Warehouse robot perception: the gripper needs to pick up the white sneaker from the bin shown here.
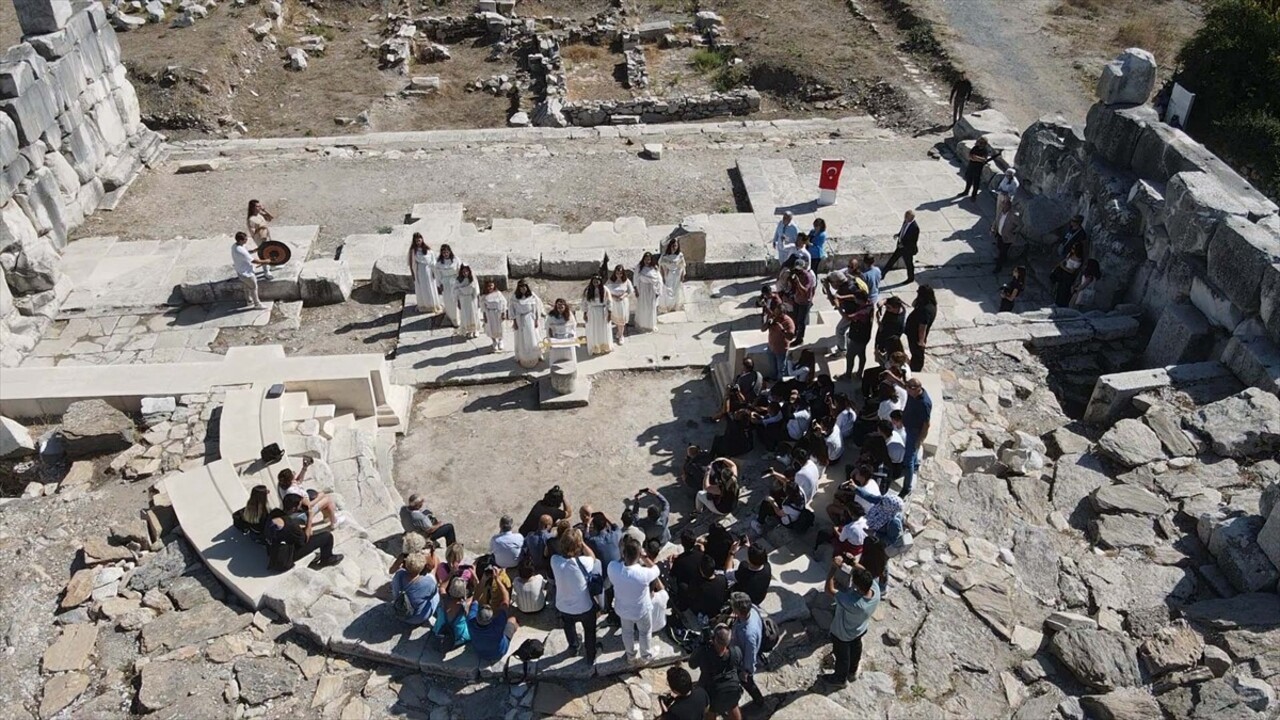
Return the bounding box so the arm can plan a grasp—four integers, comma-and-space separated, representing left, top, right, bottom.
334, 513, 348, 528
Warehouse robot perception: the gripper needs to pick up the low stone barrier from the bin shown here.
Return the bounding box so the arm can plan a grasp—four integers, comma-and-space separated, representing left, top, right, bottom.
564, 89, 761, 127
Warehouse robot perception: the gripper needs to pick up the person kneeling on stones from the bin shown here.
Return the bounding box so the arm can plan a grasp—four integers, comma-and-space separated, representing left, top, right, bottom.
265, 493, 343, 571
390, 547, 439, 626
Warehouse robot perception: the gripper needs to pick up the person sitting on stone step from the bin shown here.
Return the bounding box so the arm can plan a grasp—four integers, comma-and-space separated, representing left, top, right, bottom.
390, 549, 439, 626
399, 493, 456, 549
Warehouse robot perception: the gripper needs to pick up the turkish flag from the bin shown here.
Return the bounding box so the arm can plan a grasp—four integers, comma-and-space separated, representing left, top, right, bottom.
818, 160, 845, 191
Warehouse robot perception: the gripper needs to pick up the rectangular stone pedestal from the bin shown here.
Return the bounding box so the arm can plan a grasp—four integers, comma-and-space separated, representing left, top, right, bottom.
537, 374, 591, 409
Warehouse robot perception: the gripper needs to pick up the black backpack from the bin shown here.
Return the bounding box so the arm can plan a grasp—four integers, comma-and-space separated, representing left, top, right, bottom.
503, 638, 545, 684
263, 519, 295, 573
756, 606, 781, 655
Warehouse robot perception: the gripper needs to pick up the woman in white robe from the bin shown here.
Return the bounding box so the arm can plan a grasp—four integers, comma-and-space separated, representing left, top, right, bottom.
545, 298, 578, 366
582, 276, 613, 356
407, 233, 442, 314
657, 238, 687, 313
435, 244, 463, 327
454, 265, 482, 338
480, 280, 508, 351
634, 252, 663, 333
510, 280, 544, 368
605, 264, 633, 345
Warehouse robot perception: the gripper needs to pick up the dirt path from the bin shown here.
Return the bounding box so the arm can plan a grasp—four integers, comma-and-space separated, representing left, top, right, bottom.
913, 0, 1094, 130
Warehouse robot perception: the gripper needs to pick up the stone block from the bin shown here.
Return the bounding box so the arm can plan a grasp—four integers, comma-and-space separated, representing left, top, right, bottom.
1014, 118, 1087, 197
1143, 302, 1212, 367
1222, 327, 1280, 395
636, 21, 673, 40
0, 77, 59, 145
953, 108, 1019, 142
1190, 275, 1246, 332
1207, 216, 1280, 315
1132, 122, 1279, 217
1163, 171, 1253, 256
14, 166, 69, 246
1208, 515, 1279, 593
0, 59, 36, 101
1263, 261, 1280, 345
299, 259, 352, 306
369, 254, 412, 296
1096, 48, 1157, 106
1085, 103, 1158, 169
179, 266, 243, 305
15, 0, 74, 35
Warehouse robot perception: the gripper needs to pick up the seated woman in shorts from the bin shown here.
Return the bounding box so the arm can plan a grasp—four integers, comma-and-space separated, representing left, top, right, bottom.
276, 458, 344, 528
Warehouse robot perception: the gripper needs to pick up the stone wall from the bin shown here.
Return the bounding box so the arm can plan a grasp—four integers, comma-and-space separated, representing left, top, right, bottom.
1009, 49, 1280, 395
563, 89, 761, 127
0, 0, 160, 368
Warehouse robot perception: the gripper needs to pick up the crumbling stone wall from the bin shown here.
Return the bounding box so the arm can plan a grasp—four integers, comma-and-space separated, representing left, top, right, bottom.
564, 89, 762, 127
1011, 49, 1280, 395
1, 0, 161, 368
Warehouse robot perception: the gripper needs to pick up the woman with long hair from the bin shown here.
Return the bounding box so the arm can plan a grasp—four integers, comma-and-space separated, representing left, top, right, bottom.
233, 485, 272, 535
634, 251, 663, 332
510, 280, 544, 368
435, 244, 463, 327
905, 284, 937, 373
999, 266, 1026, 313
1071, 258, 1102, 309
657, 238, 686, 312
480, 279, 508, 352
246, 199, 274, 244
276, 460, 343, 528
582, 276, 613, 355
605, 264, 633, 345
454, 265, 482, 338
1051, 244, 1084, 308
407, 233, 443, 314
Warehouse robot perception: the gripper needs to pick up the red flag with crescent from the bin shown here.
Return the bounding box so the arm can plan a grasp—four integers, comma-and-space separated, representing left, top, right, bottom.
818, 160, 845, 191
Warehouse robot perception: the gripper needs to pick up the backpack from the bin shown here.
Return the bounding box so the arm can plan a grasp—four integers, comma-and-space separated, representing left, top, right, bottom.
392, 576, 419, 620
263, 519, 295, 573
503, 638, 545, 684
755, 606, 781, 656
575, 557, 605, 600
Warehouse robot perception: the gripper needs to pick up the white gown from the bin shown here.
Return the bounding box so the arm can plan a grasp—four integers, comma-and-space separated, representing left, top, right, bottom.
546, 313, 578, 366
455, 279, 481, 336
481, 291, 508, 347
606, 279, 633, 327
658, 252, 686, 312
411, 250, 442, 313
634, 266, 663, 332
436, 256, 462, 326
583, 295, 613, 355
511, 295, 543, 368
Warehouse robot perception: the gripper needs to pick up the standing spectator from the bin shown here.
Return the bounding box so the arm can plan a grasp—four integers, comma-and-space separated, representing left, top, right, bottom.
246, 199, 274, 244
659, 238, 688, 313
772, 212, 799, 264
408, 233, 442, 315
823, 258, 865, 357
992, 197, 1015, 273
764, 302, 796, 380
670, 530, 706, 611
481, 279, 508, 352
999, 266, 1026, 313
821, 559, 881, 687
875, 296, 908, 351
900, 379, 932, 498
232, 232, 266, 310
1058, 215, 1088, 260
583, 276, 614, 356
729, 592, 768, 708
550, 529, 599, 662
399, 494, 457, 548
787, 257, 817, 346
1051, 245, 1083, 308
842, 291, 874, 380
435, 245, 464, 328
490, 515, 525, 571
630, 488, 671, 546
905, 285, 937, 373
608, 535, 663, 664
949, 78, 973, 127
519, 487, 570, 535
586, 511, 624, 625
861, 254, 882, 307
808, 218, 829, 271
658, 666, 709, 720
962, 137, 994, 201
1071, 259, 1101, 309
883, 211, 920, 284
995, 168, 1019, 207
390, 551, 439, 626
728, 545, 772, 606
606, 265, 634, 346
690, 626, 743, 720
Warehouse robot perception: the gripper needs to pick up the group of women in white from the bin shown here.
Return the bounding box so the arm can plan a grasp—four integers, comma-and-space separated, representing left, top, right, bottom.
407, 233, 689, 369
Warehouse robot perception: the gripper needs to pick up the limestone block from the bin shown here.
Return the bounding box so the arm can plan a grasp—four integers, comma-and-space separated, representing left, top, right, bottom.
1263, 261, 1280, 345
1259, 505, 1280, 578
1187, 387, 1280, 459
0, 76, 59, 145
15, 0, 74, 35
46, 49, 89, 112
369, 255, 412, 296
179, 266, 243, 305
636, 20, 673, 40
1208, 515, 1279, 593
7, 233, 61, 294
14, 167, 69, 246
1222, 326, 1280, 395
953, 109, 1019, 142
64, 114, 103, 183
0, 59, 36, 101
0, 199, 38, 255
1132, 122, 1279, 217
1189, 275, 1246, 332
1163, 171, 1253, 256
1096, 49, 1156, 106
1207, 216, 1280, 315
111, 79, 142, 135
0, 114, 18, 169
0, 266, 11, 315
91, 99, 129, 153
1142, 302, 1212, 368
299, 259, 352, 306
1085, 103, 1158, 169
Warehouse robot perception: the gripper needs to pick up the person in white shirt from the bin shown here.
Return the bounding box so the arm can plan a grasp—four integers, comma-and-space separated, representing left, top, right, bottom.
832, 395, 858, 440
489, 515, 524, 570
231, 232, 266, 309
550, 529, 600, 662
793, 451, 821, 506
876, 382, 907, 421
772, 212, 798, 264
607, 535, 662, 663
816, 419, 844, 465
996, 168, 1019, 206
786, 403, 811, 442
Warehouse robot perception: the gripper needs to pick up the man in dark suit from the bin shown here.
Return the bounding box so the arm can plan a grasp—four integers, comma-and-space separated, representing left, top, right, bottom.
883, 211, 920, 284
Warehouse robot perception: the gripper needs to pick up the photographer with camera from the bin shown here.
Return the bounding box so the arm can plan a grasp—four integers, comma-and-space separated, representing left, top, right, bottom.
690, 625, 744, 719
763, 300, 796, 381
519, 486, 570, 535
628, 487, 671, 546
658, 666, 709, 720
550, 528, 600, 663
608, 535, 664, 664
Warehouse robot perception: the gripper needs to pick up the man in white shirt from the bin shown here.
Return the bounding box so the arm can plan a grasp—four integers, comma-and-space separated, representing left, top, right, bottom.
996, 168, 1019, 205
232, 232, 266, 310
607, 535, 662, 663
773, 212, 798, 264
790, 449, 821, 507
489, 515, 524, 570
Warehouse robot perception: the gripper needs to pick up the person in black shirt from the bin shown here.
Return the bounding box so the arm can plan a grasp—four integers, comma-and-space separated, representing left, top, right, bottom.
272, 494, 342, 569
686, 554, 730, 622
670, 530, 705, 612
703, 522, 735, 569
963, 137, 993, 200
659, 666, 709, 720
690, 626, 744, 719
999, 266, 1026, 313
518, 486, 569, 535
950, 77, 973, 127
905, 285, 937, 373
681, 445, 711, 493
729, 545, 772, 607
874, 296, 907, 350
